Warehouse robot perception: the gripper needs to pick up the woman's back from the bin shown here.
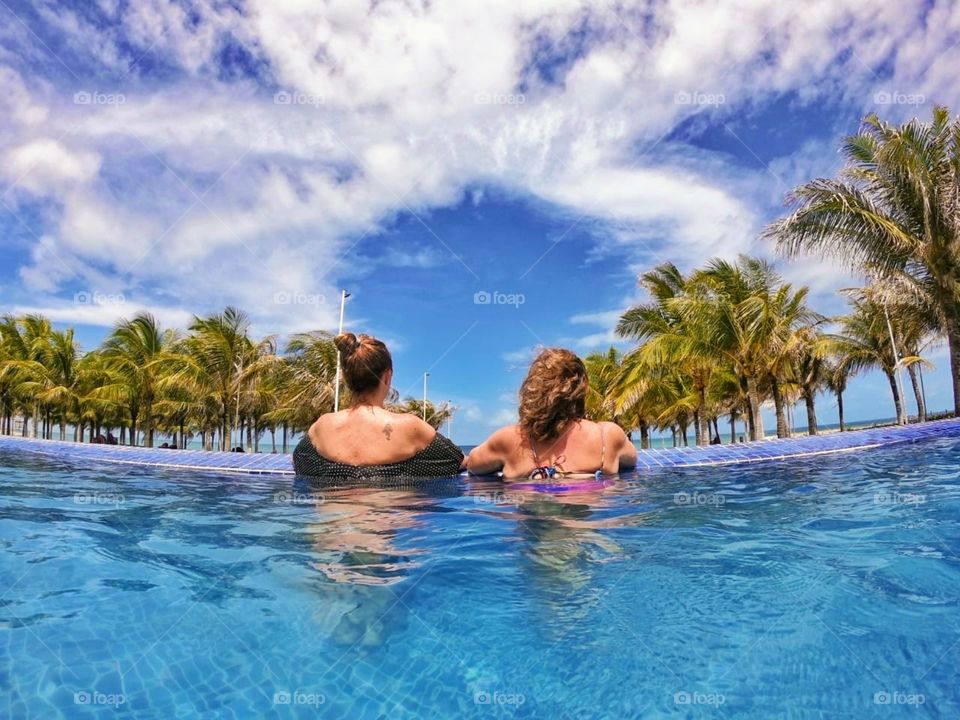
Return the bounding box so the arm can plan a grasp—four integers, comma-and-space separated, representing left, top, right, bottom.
470, 419, 633, 478
309, 407, 435, 465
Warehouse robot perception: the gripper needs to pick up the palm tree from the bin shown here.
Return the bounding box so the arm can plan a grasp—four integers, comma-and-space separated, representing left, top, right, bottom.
824, 358, 852, 432
754, 282, 822, 438
795, 331, 829, 435
169, 307, 276, 451
831, 295, 912, 425
389, 397, 455, 430
684, 256, 820, 439
98, 313, 178, 447
13, 328, 86, 440
617, 263, 717, 446
1, 314, 55, 437
273, 331, 337, 433
584, 347, 623, 424
765, 106, 960, 415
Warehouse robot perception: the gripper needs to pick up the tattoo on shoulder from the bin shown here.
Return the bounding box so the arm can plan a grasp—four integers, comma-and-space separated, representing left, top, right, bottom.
383, 422, 393, 440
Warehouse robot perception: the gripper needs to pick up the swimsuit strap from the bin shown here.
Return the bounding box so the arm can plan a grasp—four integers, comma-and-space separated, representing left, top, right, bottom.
528, 431, 541, 466
599, 423, 605, 469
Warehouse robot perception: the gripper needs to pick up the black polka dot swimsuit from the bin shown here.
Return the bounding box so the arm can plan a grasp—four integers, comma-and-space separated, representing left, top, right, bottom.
292, 433, 464, 480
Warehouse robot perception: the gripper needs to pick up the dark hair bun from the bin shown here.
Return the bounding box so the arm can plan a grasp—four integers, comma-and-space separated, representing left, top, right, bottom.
333, 332, 393, 396
334, 332, 360, 357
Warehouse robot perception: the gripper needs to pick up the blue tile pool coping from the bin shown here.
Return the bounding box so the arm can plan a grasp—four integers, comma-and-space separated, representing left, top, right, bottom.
1, 417, 959, 476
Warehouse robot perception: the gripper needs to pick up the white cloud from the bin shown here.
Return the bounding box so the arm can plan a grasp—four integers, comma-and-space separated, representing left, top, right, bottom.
3, 139, 100, 194
12, 299, 193, 331
2, 0, 960, 338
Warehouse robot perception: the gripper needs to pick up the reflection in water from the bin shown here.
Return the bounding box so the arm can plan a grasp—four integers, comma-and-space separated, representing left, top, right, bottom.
295, 476, 460, 648
468, 480, 644, 639
294, 474, 646, 647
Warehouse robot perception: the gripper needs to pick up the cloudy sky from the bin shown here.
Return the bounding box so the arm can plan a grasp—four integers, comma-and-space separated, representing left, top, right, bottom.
1, 0, 958, 443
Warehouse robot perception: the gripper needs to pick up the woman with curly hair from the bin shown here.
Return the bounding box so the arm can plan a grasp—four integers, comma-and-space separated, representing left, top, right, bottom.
467, 348, 637, 478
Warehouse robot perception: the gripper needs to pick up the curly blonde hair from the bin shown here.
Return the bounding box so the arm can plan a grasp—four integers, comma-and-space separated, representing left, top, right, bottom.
518, 348, 589, 443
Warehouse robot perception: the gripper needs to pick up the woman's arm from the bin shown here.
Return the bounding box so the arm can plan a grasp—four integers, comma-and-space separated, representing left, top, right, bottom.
603, 422, 637, 470
466, 426, 511, 475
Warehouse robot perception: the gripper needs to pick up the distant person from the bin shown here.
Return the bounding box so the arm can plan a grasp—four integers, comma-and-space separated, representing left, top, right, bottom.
467, 348, 637, 478
710, 435, 721, 445
293, 332, 463, 478
232, 446, 245, 453
159, 442, 170, 449
106, 431, 118, 445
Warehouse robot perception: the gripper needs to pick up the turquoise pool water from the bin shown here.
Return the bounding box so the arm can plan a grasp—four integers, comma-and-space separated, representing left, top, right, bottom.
1, 435, 959, 718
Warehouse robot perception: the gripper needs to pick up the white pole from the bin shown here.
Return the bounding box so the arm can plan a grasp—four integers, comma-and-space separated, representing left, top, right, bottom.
334, 289, 348, 412
422, 372, 429, 421
883, 303, 907, 425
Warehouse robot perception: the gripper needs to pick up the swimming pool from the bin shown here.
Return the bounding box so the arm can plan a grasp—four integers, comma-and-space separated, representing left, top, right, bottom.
1, 434, 959, 718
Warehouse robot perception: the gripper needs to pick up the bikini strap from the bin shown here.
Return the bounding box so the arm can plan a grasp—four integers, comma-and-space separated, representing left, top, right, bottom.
599, 423, 606, 468
528, 431, 541, 466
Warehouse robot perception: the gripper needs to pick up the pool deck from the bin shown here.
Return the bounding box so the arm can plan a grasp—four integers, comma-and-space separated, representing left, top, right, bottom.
1, 417, 959, 476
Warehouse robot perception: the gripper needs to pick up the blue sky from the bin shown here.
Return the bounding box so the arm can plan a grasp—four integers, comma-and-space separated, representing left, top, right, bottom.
1, 0, 958, 442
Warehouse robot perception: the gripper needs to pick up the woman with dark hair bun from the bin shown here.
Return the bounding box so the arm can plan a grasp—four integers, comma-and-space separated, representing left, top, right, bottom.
466, 348, 636, 478
293, 332, 464, 479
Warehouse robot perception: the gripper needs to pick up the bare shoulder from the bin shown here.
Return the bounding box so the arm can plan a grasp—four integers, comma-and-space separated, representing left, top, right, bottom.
598, 421, 629, 444
485, 424, 523, 451
307, 412, 341, 453
309, 413, 332, 438
388, 410, 437, 444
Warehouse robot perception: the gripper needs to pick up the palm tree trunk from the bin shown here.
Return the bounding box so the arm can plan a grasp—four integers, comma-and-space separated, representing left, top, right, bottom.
711, 417, 720, 441
886, 371, 906, 425
907, 364, 926, 422
680, 422, 689, 447
804, 392, 818, 435
639, 420, 650, 450
282, 422, 288, 454
144, 402, 154, 448
746, 376, 764, 441
696, 384, 709, 446
671, 426, 677, 448
771, 377, 789, 439
729, 411, 737, 444
941, 293, 960, 416
693, 410, 702, 446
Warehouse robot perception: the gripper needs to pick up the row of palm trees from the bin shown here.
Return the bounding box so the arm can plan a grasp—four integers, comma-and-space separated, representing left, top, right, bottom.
585, 105, 959, 447
584, 256, 932, 448
0, 308, 454, 450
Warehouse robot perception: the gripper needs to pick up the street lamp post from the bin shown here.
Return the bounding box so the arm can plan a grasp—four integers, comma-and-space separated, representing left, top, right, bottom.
333, 290, 350, 412
422, 372, 429, 421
